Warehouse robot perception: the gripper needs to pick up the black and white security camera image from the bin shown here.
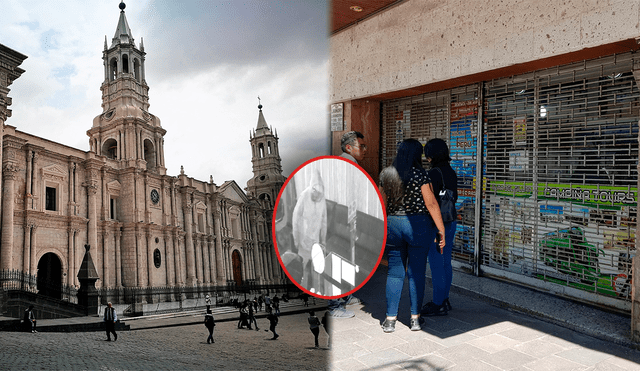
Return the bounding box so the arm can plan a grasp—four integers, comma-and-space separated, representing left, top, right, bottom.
274, 157, 385, 298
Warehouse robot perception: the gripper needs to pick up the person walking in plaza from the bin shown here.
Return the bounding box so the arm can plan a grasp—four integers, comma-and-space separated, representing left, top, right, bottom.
266, 306, 279, 339
422, 138, 458, 316
238, 302, 250, 329
204, 307, 215, 344
272, 296, 281, 316
308, 310, 322, 348
378, 138, 446, 333
103, 302, 118, 341
24, 305, 36, 333
248, 301, 259, 331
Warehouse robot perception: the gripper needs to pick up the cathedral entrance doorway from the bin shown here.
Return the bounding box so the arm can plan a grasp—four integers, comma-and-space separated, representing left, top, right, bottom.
232, 250, 243, 286
37, 253, 62, 300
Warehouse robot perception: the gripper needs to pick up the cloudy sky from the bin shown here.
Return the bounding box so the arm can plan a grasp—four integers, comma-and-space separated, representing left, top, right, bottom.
2, 0, 329, 188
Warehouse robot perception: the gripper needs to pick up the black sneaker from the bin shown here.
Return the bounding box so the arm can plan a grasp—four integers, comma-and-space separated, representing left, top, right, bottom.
421, 302, 448, 316
444, 298, 452, 311
381, 318, 396, 333
409, 317, 424, 331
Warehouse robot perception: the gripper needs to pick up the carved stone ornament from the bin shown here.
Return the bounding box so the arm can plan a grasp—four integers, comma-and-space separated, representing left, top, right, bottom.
42, 163, 67, 182
2, 163, 19, 179
102, 108, 116, 121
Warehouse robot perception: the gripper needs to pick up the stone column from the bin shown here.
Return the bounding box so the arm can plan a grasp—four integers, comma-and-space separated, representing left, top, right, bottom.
250, 218, 262, 283
183, 198, 197, 286
194, 236, 202, 284
1, 164, 18, 271
86, 183, 98, 260
172, 232, 182, 285
146, 229, 153, 287
67, 228, 75, 286
29, 225, 38, 282
23, 223, 31, 274
115, 229, 122, 287
121, 225, 137, 287
202, 236, 211, 284
103, 230, 111, 288
31, 152, 38, 210
213, 207, 225, 283
164, 231, 174, 286
136, 227, 147, 287
207, 237, 216, 285
25, 151, 32, 209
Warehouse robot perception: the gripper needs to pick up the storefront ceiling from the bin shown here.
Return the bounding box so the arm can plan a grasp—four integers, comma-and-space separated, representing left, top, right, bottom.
331, 0, 401, 34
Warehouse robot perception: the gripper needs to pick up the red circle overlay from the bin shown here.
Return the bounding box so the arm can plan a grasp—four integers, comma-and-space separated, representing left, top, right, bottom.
272, 155, 388, 299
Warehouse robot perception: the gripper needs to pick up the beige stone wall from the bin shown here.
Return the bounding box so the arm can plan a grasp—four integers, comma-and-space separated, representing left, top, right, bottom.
330, 0, 640, 102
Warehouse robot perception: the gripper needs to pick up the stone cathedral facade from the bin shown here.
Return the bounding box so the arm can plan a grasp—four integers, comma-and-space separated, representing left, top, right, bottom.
0, 3, 285, 297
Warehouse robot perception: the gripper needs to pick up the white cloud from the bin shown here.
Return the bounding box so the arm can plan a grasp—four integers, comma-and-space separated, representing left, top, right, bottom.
3, 0, 329, 191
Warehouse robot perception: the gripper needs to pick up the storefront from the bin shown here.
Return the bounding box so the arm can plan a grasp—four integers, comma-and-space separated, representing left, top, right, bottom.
379, 53, 639, 311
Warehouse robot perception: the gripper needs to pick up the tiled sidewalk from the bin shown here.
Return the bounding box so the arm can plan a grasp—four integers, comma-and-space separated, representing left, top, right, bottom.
331, 265, 640, 370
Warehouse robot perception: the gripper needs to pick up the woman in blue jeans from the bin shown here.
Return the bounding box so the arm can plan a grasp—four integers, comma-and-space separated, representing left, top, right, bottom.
422, 138, 458, 316
379, 139, 446, 333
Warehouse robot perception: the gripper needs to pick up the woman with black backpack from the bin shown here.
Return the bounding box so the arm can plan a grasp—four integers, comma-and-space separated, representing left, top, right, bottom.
422, 138, 458, 317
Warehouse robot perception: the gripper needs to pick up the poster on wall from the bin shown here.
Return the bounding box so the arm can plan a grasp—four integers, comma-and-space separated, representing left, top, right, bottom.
330, 103, 343, 132
509, 150, 529, 171
449, 100, 481, 258
513, 117, 527, 145
488, 180, 637, 299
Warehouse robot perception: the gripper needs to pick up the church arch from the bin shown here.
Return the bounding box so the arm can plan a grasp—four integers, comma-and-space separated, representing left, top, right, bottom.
231, 250, 243, 286
267, 141, 272, 155
109, 57, 118, 81
102, 138, 118, 160
258, 143, 264, 158
37, 252, 63, 300
122, 54, 129, 74
143, 138, 156, 169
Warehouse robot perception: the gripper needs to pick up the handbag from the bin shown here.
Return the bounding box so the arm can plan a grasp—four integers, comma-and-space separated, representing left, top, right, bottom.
433, 167, 456, 223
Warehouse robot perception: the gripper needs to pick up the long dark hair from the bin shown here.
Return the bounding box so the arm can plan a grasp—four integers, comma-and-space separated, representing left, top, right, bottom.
392, 138, 425, 184
424, 138, 451, 166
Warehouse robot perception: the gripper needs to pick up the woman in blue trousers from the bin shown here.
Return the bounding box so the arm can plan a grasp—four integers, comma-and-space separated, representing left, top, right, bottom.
379, 139, 446, 333
422, 138, 458, 316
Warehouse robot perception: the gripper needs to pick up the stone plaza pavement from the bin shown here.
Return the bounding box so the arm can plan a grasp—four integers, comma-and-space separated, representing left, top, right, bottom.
0, 299, 330, 370
331, 264, 640, 371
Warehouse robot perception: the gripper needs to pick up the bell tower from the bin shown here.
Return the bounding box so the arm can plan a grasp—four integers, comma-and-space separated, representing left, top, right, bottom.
87, 0, 166, 175
246, 99, 285, 209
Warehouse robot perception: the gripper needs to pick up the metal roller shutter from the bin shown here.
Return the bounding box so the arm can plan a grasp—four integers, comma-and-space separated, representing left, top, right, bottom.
381, 52, 639, 310
483, 53, 639, 309
381, 85, 481, 266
